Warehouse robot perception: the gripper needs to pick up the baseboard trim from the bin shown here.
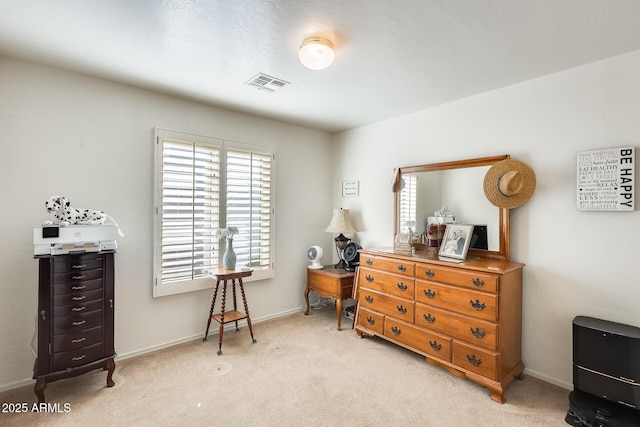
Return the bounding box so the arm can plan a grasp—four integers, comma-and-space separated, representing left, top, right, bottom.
523, 367, 572, 390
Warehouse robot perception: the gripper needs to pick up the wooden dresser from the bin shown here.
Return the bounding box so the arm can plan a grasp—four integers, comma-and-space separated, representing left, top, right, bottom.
354, 248, 524, 403
33, 251, 116, 403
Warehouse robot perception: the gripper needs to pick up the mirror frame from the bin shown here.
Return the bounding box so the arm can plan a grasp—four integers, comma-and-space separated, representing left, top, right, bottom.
394, 154, 511, 261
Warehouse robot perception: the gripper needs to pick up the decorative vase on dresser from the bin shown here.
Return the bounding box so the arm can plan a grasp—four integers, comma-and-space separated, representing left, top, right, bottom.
354, 248, 524, 403
33, 251, 116, 403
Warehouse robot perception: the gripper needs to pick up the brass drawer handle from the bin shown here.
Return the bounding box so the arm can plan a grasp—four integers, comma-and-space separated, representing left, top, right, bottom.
72, 306, 86, 312
425, 269, 435, 278
72, 275, 86, 280
72, 285, 86, 290
423, 289, 436, 298
396, 305, 407, 314
466, 354, 482, 366
72, 296, 86, 301
470, 299, 485, 311
472, 278, 485, 287
424, 313, 435, 323
72, 354, 86, 362
365, 295, 374, 303
397, 264, 406, 272
366, 259, 373, 265
365, 275, 374, 283
72, 320, 86, 326
429, 340, 441, 351
366, 316, 375, 325
72, 264, 87, 269
470, 327, 486, 339
72, 337, 86, 343
390, 326, 401, 335
396, 282, 407, 291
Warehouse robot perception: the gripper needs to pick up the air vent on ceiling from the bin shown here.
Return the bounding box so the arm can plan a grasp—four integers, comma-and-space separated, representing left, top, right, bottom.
245, 73, 290, 92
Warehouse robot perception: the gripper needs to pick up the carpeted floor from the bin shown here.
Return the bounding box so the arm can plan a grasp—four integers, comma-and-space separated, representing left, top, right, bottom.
0, 304, 570, 426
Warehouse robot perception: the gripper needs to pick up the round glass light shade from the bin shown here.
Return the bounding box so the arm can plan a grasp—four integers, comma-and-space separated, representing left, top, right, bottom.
298, 37, 335, 70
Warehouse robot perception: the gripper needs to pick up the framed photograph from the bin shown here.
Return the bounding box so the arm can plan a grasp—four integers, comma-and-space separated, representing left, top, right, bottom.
438, 224, 474, 262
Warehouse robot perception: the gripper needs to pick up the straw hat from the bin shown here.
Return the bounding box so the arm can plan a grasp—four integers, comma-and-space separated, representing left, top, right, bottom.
483, 159, 536, 209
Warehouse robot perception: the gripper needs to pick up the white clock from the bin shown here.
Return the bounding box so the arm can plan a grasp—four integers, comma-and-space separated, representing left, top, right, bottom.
307, 245, 324, 269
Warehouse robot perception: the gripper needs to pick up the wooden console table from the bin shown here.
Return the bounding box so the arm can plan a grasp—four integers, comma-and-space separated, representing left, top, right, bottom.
203, 268, 256, 355
304, 267, 355, 331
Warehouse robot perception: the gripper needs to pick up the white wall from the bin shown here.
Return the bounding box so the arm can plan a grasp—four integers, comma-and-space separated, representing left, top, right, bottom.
0, 55, 334, 391
332, 49, 640, 389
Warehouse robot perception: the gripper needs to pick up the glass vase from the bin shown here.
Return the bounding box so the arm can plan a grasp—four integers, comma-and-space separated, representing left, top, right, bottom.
223, 238, 236, 270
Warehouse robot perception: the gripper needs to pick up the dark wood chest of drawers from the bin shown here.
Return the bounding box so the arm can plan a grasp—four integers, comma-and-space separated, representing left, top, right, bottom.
33, 252, 116, 403
355, 249, 524, 403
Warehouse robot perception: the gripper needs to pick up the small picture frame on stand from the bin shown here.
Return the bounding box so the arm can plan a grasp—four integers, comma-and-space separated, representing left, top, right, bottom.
438, 224, 474, 263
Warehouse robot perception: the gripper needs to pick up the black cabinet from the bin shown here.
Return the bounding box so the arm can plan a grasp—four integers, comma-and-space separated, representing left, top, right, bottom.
33, 252, 116, 403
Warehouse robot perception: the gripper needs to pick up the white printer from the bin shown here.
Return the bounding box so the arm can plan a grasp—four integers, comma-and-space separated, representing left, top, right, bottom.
34, 224, 120, 256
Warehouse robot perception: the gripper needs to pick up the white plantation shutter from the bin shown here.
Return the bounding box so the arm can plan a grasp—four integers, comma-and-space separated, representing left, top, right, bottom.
399, 174, 417, 233
154, 129, 274, 297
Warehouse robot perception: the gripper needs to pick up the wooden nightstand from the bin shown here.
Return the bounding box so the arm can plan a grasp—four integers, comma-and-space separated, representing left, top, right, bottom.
304, 267, 355, 331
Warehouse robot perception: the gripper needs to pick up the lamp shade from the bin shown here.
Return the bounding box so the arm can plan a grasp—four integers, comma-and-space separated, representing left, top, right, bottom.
299, 37, 335, 70
324, 208, 357, 234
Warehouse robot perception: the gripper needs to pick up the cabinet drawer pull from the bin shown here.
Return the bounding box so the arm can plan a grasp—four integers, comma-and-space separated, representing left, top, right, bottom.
365, 295, 374, 304
423, 289, 436, 298
72, 264, 87, 269
396, 282, 407, 291
72, 296, 86, 301
396, 305, 407, 314
390, 326, 401, 335
72, 320, 86, 326
425, 269, 435, 278
471, 278, 484, 287
72, 306, 86, 312
71, 337, 86, 343
72, 354, 86, 361
72, 285, 86, 290
466, 354, 482, 366
365, 275, 374, 283
397, 264, 406, 272
72, 275, 86, 280
423, 313, 436, 323
469, 299, 485, 311
470, 327, 486, 339
366, 316, 376, 325
366, 259, 373, 265
429, 340, 441, 351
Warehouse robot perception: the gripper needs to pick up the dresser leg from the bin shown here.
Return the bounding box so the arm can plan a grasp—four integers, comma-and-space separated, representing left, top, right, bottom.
34, 378, 46, 404
106, 358, 116, 387
336, 298, 343, 331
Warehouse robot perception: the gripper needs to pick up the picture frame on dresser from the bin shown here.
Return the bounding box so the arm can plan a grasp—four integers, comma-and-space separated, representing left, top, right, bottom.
439, 224, 474, 261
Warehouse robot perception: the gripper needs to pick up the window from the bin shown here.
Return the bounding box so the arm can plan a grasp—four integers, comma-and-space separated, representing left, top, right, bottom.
398, 174, 417, 233
154, 128, 274, 297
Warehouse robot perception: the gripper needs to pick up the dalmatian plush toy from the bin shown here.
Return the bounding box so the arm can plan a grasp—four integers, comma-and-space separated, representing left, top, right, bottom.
44, 195, 108, 226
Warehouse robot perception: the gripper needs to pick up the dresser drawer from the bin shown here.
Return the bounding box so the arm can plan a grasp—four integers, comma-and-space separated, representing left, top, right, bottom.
52, 326, 103, 352
53, 268, 103, 285
358, 267, 415, 299
53, 287, 103, 306
53, 309, 103, 334
415, 264, 498, 293
360, 255, 415, 277
356, 307, 384, 334
52, 342, 104, 371
359, 289, 414, 323
415, 304, 497, 350
385, 318, 451, 362
53, 299, 104, 317
53, 277, 103, 296
415, 280, 498, 322
453, 342, 498, 381
53, 254, 103, 272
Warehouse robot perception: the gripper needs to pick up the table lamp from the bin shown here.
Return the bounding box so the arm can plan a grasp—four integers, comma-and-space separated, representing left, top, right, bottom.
324, 208, 357, 268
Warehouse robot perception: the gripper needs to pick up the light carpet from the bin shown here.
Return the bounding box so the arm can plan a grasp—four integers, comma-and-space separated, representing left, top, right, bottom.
0, 304, 570, 426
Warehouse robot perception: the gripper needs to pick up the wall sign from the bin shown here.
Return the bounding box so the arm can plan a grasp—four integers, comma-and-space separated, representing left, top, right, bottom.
342, 180, 359, 197
577, 146, 634, 211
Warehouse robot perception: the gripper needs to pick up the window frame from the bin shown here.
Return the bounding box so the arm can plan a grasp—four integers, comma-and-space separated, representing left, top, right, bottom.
153, 128, 275, 297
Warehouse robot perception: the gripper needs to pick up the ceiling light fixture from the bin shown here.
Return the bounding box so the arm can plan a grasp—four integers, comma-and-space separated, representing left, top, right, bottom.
298, 37, 335, 70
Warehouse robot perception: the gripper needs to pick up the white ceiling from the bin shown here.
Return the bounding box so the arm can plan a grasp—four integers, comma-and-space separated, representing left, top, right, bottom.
2, 0, 640, 133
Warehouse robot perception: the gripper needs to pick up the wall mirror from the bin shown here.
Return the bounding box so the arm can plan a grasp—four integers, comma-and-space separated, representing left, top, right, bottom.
394, 155, 511, 261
